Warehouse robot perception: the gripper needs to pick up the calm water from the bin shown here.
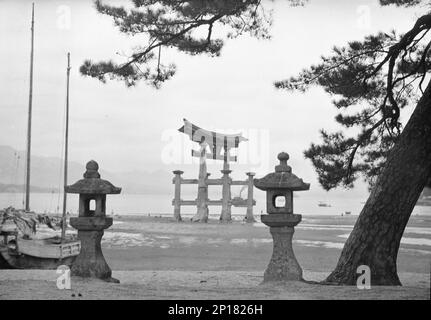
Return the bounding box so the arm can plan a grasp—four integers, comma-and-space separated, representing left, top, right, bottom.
1, 192, 430, 217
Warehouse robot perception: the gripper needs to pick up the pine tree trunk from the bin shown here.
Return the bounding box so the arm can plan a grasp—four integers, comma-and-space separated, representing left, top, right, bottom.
325, 79, 431, 286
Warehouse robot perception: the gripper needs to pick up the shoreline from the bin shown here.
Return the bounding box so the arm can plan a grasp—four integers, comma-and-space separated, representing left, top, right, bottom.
1, 214, 430, 299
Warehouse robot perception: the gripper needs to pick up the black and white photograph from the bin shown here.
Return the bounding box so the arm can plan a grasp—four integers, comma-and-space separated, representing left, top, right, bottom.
0, 0, 430, 305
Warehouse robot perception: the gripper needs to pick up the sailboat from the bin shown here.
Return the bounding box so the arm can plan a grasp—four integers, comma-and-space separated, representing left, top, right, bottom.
0, 4, 80, 269
318, 201, 332, 207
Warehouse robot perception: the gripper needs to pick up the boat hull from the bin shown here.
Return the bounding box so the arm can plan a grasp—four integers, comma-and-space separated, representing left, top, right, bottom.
18, 238, 81, 259
0, 235, 80, 270
0, 245, 77, 269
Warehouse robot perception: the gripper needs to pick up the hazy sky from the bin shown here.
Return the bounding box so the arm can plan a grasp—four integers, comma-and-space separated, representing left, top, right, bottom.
0, 0, 423, 195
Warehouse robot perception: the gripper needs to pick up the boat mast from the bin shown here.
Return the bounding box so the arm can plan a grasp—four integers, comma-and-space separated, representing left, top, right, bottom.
61, 52, 71, 241
25, 3, 35, 212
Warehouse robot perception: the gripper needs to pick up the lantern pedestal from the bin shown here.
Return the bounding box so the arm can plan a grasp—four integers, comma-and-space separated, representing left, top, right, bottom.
262, 214, 302, 281
70, 217, 118, 283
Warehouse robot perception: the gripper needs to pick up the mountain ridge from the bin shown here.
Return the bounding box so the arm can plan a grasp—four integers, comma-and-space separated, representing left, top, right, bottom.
1, 145, 429, 200
0, 145, 172, 194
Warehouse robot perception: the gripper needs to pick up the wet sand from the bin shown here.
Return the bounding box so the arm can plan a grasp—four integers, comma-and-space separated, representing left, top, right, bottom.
102, 215, 431, 275
0, 214, 430, 299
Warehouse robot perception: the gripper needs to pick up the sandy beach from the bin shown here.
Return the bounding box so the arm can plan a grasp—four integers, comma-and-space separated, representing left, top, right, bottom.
0, 214, 430, 299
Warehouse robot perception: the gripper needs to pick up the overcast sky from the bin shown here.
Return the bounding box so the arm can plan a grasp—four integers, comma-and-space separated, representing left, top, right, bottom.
0, 0, 423, 196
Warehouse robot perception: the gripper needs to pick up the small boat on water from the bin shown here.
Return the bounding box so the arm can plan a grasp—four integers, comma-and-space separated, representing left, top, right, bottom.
318, 201, 332, 207
0, 4, 80, 269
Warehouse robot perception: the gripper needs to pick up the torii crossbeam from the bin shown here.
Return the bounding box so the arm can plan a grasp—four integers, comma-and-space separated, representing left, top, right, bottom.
178, 118, 247, 168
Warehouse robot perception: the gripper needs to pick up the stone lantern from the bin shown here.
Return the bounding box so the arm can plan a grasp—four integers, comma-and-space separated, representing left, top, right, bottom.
66, 160, 121, 283
254, 152, 310, 282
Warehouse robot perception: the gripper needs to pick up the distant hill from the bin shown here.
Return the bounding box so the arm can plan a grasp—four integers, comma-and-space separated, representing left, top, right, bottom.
4, 145, 424, 200
0, 183, 54, 193
0, 145, 172, 194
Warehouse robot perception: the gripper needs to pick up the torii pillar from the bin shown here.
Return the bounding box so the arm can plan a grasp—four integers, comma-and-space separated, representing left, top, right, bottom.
192, 142, 209, 223
220, 149, 233, 222
172, 170, 184, 221
245, 172, 256, 223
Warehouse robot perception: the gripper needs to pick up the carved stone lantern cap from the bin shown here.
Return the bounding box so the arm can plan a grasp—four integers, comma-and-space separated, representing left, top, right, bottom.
254, 152, 310, 191
65, 160, 122, 194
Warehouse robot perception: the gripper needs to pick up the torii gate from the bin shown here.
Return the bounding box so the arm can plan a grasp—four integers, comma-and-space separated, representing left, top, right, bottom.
173, 119, 255, 222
